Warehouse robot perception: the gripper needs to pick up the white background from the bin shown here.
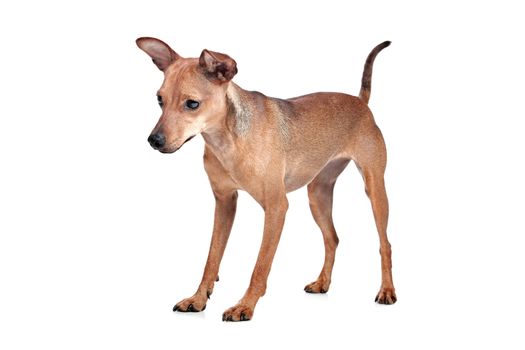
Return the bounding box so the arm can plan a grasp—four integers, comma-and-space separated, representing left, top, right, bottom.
1, 0, 524, 348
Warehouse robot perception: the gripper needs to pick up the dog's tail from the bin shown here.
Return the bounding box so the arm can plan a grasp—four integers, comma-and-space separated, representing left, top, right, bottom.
359, 41, 391, 104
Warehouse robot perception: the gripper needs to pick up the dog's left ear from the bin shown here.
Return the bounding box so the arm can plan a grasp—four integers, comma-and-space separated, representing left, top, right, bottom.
199, 49, 238, 82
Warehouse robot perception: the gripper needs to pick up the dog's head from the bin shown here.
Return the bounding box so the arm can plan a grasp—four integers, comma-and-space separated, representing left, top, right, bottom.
136, 37, 237, 153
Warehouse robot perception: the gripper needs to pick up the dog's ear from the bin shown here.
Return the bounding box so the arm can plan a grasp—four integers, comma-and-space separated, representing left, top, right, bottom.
136, 37, 180, 71
199, 49, 238, 82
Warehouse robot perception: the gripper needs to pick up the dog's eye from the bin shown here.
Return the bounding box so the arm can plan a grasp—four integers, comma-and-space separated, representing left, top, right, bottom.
157, 95, 163, 108
185, 100, 200, 110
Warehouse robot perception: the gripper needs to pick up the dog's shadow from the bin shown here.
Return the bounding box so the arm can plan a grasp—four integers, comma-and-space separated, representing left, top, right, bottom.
173, 310, 206, 320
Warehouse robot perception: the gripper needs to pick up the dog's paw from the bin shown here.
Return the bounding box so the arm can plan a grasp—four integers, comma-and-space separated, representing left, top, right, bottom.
304, 279, 330, 294
375, 287, 397, 305
173, 294, 207, 312
222, 303, 254, 322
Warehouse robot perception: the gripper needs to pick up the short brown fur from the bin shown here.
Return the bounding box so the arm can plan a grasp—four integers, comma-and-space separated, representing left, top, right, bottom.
137, 37, 396, 321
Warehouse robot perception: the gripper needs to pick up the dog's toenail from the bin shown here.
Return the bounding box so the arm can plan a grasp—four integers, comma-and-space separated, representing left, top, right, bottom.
188, 304, 195, 312
173, 305, 179, 312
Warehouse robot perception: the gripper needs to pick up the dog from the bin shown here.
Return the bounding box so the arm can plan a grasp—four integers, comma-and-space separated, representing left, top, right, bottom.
136, 37, 396, 321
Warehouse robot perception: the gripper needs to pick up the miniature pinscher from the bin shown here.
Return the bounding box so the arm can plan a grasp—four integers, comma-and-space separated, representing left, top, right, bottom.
137, 37, 396, 321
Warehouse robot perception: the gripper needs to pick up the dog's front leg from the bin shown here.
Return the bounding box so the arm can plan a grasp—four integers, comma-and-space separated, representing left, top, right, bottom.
173, 189, 238, 312
222, 192, 288, 321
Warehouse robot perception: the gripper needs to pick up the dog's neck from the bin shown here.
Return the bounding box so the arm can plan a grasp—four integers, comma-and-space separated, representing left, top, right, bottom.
201, 83, 255, 156
226, 83, 254, 136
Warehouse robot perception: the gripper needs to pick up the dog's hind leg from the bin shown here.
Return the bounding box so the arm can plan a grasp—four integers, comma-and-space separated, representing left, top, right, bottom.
353, 128, 397, 304
304, 158, 350, 293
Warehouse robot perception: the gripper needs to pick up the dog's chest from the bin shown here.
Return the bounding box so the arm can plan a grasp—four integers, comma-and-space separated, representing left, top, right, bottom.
225, 153, 270, 189
204, 144, 276, 200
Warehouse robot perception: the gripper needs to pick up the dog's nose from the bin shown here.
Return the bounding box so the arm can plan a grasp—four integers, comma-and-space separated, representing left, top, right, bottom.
148, 133, 166, 150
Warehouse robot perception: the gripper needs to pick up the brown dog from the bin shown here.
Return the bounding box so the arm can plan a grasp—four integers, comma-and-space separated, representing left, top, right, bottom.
137, 37, 396, 321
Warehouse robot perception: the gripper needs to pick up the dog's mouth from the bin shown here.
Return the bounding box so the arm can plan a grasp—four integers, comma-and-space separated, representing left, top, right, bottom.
159, 135, 196, 154
182, 135, 196, 145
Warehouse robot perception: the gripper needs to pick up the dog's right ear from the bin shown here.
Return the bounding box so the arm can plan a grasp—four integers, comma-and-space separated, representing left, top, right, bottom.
136, 37, 180, 71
